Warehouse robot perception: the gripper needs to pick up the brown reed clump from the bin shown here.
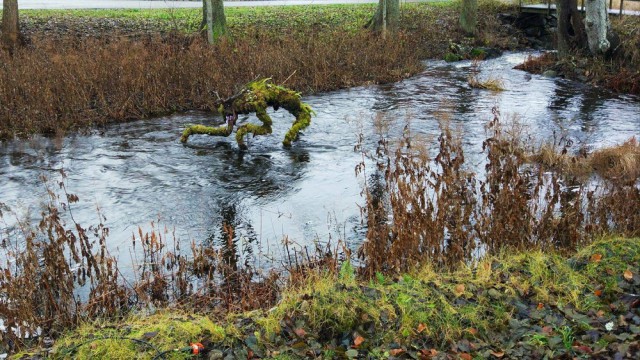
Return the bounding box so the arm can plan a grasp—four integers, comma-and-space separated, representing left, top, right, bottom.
357, 108, 640, 276
513, 52, 557, 74
0, 173, 284, 352
0, 30, 423, 140
528, 136, 640, 184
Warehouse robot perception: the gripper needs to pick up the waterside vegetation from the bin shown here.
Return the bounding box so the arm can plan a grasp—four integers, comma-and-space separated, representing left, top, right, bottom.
1, 2, 640, 359
18, 237, 640, 359
0, 2, 520, 140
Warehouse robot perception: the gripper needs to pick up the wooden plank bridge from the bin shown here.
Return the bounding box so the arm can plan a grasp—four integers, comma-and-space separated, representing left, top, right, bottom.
520, 0, 640, 16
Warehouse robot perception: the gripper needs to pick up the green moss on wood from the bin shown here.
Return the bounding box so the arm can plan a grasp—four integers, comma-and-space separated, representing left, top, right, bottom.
180, 78, 315, 149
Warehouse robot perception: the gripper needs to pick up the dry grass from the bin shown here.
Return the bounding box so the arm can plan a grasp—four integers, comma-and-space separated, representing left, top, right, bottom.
0, 2, 522, 139
0, 31, 423, 140
357, 109, 640, 275
468, 75, 505, 91
528, 137, 640, 183
610, 0, 640, 11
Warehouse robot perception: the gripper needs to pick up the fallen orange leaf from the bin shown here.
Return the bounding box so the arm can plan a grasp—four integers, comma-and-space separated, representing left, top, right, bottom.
459, 353, 472, 360
490, 350, 505, 358
466, 328, 478, 336
624, 269, 634, 281
294, 328, 307, 338
420, 348, 438, 358
417, 323, 427, 333
354, 335, 365, 347
590, 253, 603, 262
390, 348, 405, 356
594, 289, 603, 297
454, 284, 465, 296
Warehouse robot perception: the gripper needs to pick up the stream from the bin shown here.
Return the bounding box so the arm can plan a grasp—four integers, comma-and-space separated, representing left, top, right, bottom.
1, 52, 639, 272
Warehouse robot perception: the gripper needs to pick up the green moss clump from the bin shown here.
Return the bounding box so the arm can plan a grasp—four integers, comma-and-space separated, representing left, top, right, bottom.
180, 123, 234, 143
51, 312, 224, 360
444, 53, 462, 62
180, 78, 314, 149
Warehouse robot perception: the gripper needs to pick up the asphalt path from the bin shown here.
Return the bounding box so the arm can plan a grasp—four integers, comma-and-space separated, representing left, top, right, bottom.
10, 0, 429, 10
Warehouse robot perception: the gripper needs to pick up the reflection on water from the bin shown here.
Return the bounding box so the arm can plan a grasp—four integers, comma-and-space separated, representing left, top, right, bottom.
1, 52, 639, 268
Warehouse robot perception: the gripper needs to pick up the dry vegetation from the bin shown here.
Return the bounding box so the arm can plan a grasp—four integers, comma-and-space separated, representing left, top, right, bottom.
357, 109, 640, 275
529, 137, 640, 183
516, 14, 640, 94
1, 110, 639, 355
0, 2, 520, 140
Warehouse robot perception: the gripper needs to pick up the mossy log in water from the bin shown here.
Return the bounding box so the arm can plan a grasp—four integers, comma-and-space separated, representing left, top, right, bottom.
180, 78, 314, 149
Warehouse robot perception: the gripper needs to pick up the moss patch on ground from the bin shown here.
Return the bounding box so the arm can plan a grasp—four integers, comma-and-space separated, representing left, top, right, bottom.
32, 237, 639, 359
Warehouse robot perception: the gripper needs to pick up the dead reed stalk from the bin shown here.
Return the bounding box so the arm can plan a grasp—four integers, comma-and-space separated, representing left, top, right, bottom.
357, 109, 640, 275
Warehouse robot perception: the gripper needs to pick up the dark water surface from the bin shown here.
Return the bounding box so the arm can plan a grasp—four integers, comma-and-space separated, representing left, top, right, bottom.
1, 53, 639, 270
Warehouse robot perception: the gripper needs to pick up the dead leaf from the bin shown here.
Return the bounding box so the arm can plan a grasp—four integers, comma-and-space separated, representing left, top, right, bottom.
415, 323, 427, 333
390, 348, 405, 356
490, 350, 505, 358
354, 335, 365, 347
573, 345, 593, 354
590, 253, 603, 262
454, 284, 465, 296
466, 328, 478, 336
420, 349, 438, 358
294, 328, 307, 338
542, 326, 553, 335
459, 353, 472, 360
595, 289, 603, 297
596, 310, 605, 317
624, 269, 633, 281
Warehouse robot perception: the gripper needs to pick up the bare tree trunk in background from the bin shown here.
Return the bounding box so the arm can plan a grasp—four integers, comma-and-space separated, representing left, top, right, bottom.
556, 0, 587, 58
203, 0, 226, 44
584, 0, 610, 54
366, 0, 400, 32
2, 0, 20, 53
460, 0, 478, 36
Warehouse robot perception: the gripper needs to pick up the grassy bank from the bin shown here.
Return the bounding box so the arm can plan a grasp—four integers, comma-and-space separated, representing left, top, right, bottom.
20, 237, 638, 359
0, 1, 520, 140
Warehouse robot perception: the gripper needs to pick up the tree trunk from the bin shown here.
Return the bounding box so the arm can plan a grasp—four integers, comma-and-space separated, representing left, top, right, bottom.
584, 0, 610, 54
2, 0, 20, 52
203, 0, 226, 44
366, 0, 400, 32
460, 0, 478, 36
556, 0, 587, 58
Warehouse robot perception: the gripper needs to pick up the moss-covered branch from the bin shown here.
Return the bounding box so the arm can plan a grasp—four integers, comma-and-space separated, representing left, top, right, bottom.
180, 78, 315, 148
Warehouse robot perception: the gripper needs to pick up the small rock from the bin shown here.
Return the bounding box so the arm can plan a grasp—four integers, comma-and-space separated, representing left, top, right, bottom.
208, 349, 224, 360
345, 349, 358, 358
